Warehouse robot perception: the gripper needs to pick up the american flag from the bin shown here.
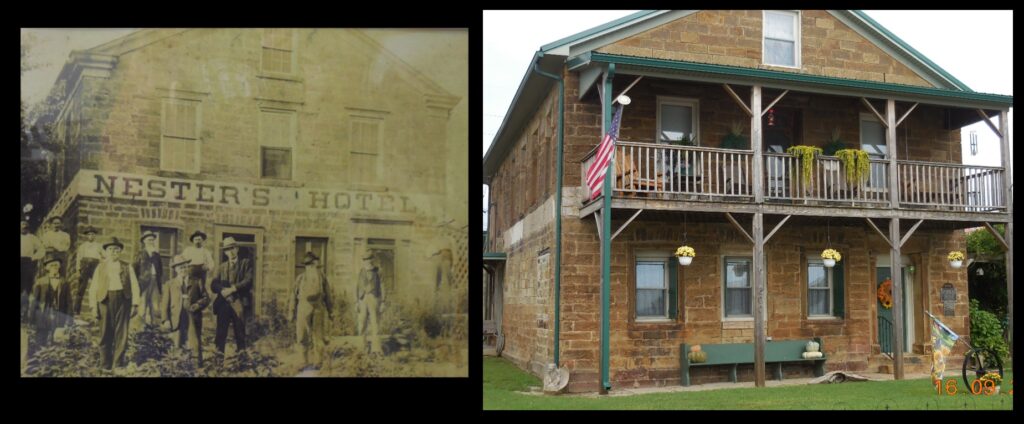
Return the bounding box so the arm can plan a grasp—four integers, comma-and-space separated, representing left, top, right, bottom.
585, 103, 624, 200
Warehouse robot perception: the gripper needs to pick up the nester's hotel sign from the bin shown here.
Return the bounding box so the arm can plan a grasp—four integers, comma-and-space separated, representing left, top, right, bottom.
71, 170, 426, 215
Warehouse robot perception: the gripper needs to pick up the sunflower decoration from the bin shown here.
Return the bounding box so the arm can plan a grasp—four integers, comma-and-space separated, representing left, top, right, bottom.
877, 278, 893, 309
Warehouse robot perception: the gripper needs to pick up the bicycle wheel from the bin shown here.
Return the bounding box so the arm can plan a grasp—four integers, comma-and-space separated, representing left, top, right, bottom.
962, 348, 1004, 391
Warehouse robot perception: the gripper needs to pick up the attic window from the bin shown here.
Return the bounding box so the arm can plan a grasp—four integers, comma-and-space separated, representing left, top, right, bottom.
763, 10, 800, 68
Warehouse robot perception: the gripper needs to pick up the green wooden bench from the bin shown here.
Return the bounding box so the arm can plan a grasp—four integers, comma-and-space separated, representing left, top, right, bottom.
680, 338, 825, 386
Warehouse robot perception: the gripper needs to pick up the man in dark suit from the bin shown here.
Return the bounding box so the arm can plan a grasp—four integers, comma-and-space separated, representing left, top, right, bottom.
210, 237, 253, 355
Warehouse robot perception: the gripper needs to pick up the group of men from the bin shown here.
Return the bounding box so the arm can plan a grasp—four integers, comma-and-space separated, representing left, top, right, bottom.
22, 215, 387, 372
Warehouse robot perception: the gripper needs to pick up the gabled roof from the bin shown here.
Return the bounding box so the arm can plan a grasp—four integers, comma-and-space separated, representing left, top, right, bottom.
482, 10, 1014, 179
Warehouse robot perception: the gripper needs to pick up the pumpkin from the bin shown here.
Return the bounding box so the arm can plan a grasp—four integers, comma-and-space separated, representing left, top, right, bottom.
688, 351, 707, 363
805, 340, 820, 353
690, 344, 702, 353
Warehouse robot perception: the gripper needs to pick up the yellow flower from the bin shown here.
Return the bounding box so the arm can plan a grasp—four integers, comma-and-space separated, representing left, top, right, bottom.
821, 249, 842, 261
675, 246, 695, 257
947, 251, 965, 261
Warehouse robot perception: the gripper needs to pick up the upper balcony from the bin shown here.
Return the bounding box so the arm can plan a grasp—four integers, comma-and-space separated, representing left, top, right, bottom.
581, 141, 1008, 220
569, 70, 1011, 223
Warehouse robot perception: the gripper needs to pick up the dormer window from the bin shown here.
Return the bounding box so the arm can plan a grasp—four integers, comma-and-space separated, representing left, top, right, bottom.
763, 10, 800, 68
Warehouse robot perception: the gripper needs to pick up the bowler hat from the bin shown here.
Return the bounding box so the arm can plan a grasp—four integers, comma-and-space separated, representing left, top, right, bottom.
303, 251, 319, 265
42, 255, 62, 266
171, 255, 191, 268
221, 237, 238, 250
102, 237, 124, 250
362, 251, 374, 260
47, 216, 62, 223
140, 231, 157, 242
82, 225, 98, 235
190, 230, 207, 242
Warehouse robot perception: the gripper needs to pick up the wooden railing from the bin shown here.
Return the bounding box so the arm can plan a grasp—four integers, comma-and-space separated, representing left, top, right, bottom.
612, 141, 753, 197
762, 153, 890, 204
897, 161, 1006, 211
578, 142, 1007, 213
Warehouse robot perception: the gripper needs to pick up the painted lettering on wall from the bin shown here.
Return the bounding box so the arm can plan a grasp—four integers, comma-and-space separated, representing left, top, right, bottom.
81, 170, 430, 215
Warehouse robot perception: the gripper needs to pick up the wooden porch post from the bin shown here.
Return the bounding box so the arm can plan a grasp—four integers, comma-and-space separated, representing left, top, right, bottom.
889, 216, 905, 380
886, 99, 905, 379
752, 212, 766, 387
999, 109, 1013, 363
752, 86, 763, 203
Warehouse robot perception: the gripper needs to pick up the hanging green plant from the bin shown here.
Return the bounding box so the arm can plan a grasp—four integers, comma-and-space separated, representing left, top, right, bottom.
786, 145, 822, 186
834, 148, 871, 184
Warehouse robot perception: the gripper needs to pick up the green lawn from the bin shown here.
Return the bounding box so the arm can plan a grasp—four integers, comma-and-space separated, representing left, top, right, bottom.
484, 357, 1014, 410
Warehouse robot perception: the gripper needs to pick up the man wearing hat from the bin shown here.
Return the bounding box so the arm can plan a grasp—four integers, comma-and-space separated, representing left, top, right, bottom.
39, 216, 71, 279
21, 219, 45, 318
210, 237, 254, 355
28, 255, 71, 346
161, 255, 210, 366
73, 226, 103, 315
356, 248, 383, 355
289, 251, 334, 368
182, 230, 215, 286
88, 237, 140, 370
134, 231, 164, 326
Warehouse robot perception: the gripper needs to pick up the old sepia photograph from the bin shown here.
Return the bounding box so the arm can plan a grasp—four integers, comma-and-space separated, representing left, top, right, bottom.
20, 28, 468, 377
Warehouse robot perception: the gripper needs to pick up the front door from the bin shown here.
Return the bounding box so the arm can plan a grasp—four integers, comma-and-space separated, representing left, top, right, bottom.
877, 266, 912, 354
763, 107, 800, 198
215, 226, 263, 319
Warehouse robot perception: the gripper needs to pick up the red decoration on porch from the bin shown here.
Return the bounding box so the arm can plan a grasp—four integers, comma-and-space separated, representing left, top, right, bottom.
877, 278, 893, 309
767, 108, 775, 127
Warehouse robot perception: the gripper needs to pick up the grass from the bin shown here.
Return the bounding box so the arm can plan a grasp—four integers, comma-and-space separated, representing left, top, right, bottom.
483, 357, 1015, 410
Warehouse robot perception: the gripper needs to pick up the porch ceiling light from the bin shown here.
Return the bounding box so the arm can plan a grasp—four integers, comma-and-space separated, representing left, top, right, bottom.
616, 94, 631, 105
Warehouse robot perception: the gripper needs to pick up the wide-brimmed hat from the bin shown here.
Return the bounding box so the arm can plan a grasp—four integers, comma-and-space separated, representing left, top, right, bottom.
362, 251, 375, 260
221, 237, 238, 250
302, 251, 320, 265
102, 237, 124, 250
47, 216, 62, 223
171, 255, 191, 268
189, 230, 207, 242
140, 231, 157, 242
81, 225, 98, 235
42, 255, 62, 266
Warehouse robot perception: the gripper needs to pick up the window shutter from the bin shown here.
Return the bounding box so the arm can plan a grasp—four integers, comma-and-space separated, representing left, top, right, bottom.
832, 260, 844, 318
668, 258, 679, 320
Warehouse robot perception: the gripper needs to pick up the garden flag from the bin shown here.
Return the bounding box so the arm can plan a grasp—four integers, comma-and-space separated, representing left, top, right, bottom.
585, 103, 624, 200
926, 311, 959, 382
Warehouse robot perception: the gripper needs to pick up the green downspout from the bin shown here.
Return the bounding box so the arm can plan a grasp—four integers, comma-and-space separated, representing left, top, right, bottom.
600, 63, 614, 393
531, 53, 564, 366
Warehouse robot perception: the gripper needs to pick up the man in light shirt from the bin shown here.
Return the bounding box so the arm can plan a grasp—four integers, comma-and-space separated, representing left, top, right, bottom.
40, 217, 71, 279
73, 226, 103, 316
21, 219, 45, 316
182, 230, 215, 285
88, 237, 140, 370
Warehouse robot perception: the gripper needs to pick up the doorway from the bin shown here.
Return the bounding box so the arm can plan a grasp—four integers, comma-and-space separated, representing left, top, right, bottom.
877, 256, 916, 355
763, 106, 802, 198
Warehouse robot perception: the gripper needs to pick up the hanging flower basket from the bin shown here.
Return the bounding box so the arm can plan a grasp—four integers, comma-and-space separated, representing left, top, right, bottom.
821, 249, 842, 268
877, 278, 893, 309
948, 251, 965, 269
675, 245, 695, 266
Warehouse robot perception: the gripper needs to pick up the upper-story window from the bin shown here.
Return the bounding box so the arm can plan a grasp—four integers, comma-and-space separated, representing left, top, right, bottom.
262, 28, 295, 74
260, 109, 296, 180
657, 96, 700, 146
350, 118, 382, 186
763, 10, 801, 68
160, 98, 201, 173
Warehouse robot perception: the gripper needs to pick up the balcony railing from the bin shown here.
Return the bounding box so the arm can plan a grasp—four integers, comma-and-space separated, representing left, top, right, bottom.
897, 160, 1006, 212
580, 141, 1007, 213
763, 153, 890, 205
